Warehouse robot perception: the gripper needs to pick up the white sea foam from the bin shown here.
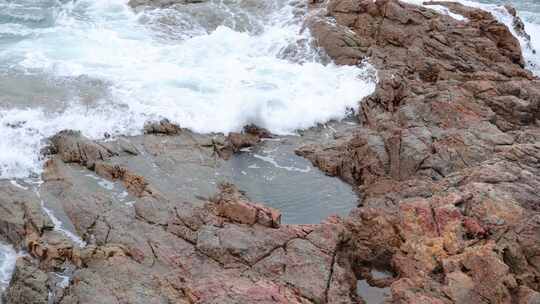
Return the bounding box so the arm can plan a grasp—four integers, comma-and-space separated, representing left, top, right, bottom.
401, 0, 468, 21
0, 104, 142, 179
0, 0, 376, 179
523, 22, 540, 73
54, 272, 70, 288
0, 243, 18, 292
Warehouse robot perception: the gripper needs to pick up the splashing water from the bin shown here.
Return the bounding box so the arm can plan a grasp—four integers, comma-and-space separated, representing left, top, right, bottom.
0, 0, 376, 179
0, 243, 17, 292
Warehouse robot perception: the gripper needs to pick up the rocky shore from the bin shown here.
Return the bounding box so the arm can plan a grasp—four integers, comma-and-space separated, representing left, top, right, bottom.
1, 0, 540, 303
302, 0, 540, 302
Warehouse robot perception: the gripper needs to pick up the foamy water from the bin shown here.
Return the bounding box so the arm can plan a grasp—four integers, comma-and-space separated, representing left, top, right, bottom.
0, 243, 17, 292
0, 0, 376, 179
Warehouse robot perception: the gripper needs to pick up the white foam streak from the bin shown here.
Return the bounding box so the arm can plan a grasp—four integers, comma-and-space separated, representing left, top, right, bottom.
40, 201, 87, 248
33, 185, 86, 248
522, 23, 540, 74
253, 153, 311, 173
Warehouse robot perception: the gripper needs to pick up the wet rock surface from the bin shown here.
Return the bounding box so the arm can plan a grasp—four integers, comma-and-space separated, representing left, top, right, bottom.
143, 119, 183, 135
1, 127, 360, 304
2, 0, 540, 303
4, 257, 49, 304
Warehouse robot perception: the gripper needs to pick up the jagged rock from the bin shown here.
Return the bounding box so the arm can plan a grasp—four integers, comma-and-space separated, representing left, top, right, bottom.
505, 4, 533, 45
516, 286, 540, 304
143, 119, 182, 135
226, 132, 259, 151
218, 125, 273, 159
304, 0, 537, 186
213, 183, 281, 228
0, 183, 53, 249
19, 132, 358, 303
243, 124, 273, 139
49, 130, 115, 169
94, 161, 161, 198
27, 230, 82, 271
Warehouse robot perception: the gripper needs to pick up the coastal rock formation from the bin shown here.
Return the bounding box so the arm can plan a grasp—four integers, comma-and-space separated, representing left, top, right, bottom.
301, 0, 540, 303
49, 130, 116, 170
3, 130, 359, 304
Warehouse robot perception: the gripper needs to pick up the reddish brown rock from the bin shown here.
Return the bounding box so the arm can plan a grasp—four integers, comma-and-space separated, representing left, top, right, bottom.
218, 125, 273, 159
213, 183, 281, 228
298, 0, 540, 303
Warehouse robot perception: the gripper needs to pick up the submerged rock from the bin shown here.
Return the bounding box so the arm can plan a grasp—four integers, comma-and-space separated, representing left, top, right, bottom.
218, 124, 273, 159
